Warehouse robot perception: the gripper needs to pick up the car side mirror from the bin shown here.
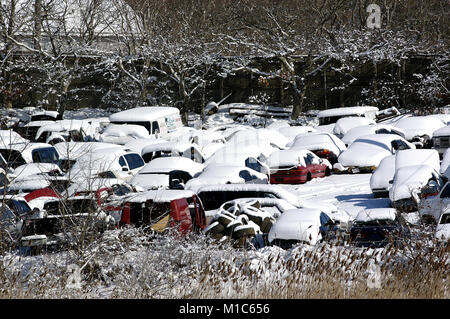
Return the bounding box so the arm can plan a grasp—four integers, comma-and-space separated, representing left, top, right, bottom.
122, 166, 129, 172
389, 179, 394, 184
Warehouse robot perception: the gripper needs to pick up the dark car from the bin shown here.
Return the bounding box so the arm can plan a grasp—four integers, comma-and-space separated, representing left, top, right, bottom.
20, 196, 110, 253
349, 209, 410, 248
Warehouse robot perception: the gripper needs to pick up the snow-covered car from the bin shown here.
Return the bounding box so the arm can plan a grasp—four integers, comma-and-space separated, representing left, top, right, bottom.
140, 141, 205, 163
1, 202, 25, 245
370, 155, 396, 198
341, 124, 406, 146
14, 120, 55, 141
188, 184, 303, 214
0, 129, 28, 145
205, 145, 271, 177
20, 195, 114, 251
332, 116, 375, 138
123, 138, 167, 155
184, 164, 268, 190
99, 124, 152, 145
334, 134, 415, 174
431, 125, 450, 158
129, 157, 204, 190
67, 147, 145, 184
349, 208, 410, 248
317, 106, 379, 126
276, 125, 317, 142
434, 209, 450, 243
389, 165, 445, 212
419, 181, 450, 224
389, 149, 443, 211
287, 132, 346, 164
227, 128, 290, 150
393, 116, 446, 148
54, 141, 122, 172
0, 142, 60, 169
34, 120, 92, 145
268, 208, 338, 248
267, 149, 331, 184
118, 189, 207, 234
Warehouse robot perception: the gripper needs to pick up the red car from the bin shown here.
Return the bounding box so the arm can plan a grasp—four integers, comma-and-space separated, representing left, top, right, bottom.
119, 190, 207, 235
268, 149, 331, 184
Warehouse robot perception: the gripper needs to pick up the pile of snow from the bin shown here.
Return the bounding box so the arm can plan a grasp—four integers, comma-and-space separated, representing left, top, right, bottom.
100, 124, 151, 145
395, 149, 440, 172
370, 155, 396, 192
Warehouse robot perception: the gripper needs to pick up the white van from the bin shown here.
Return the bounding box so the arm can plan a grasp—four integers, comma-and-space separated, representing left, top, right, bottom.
108, 107, 183, 139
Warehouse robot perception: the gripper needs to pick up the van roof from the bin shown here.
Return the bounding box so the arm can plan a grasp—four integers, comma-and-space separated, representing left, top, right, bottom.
109, 107, 180, 122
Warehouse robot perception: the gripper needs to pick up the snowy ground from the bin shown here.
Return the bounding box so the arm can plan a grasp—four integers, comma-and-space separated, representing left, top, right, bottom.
291, 174, 390, 217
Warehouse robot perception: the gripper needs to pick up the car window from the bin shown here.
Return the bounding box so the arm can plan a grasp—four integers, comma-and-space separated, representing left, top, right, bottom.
7, 199, 31, 216
239, 170, 253, 182
0, 206, 16, 221
32, 147, 59, 164
119, 156, 127, 168
0, 172, 7, 188
0, 149, 26, 168
152, 121, 160, 134
245, 157, 262, 172
304, 154, 313, 165
97, 171, 116, 178
124, 153, 145, 170
440, 183, 450, 198
440, 214, 450, 224
320, 212, 331, 225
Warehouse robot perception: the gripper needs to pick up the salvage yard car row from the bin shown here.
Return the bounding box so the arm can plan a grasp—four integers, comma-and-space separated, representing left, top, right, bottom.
0, 104, 449, 254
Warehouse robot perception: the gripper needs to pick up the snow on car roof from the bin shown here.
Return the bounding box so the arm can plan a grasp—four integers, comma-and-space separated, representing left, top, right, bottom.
54, 142, 122, 159
35, 120, 90, 140
337, 134, 407, 168
109, 107, 179, 122
23, 120, 55, 127
123, 138, 166, 154
267, 149, 311, 168
354, 208, 397, 222
395, 149, 440, 172
124, 189, 195, 203
228, 128, 289, 149
317, 106, 378, 118
370, 155, 396, 190
394, 116, 446, 140
267, 208, 323, 243
12, 163, 61, 180
432, 125, 450, 137
101, 124, 150, 138
277, 126, 317, 140
341, 124, 406, 145
0, 129, 28, 144
137, 157, 204, 175
141, 141, 197, 155
288, 132, 346, 154
333, 117, 375, 136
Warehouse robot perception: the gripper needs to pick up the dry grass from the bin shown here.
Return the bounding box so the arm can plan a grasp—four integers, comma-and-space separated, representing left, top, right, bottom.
0, 227, 448, 299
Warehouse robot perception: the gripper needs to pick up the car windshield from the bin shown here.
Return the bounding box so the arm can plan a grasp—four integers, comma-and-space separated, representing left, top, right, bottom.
440, 214, 450, 224
32, 147, 60, 165
353, 219, 397, 227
